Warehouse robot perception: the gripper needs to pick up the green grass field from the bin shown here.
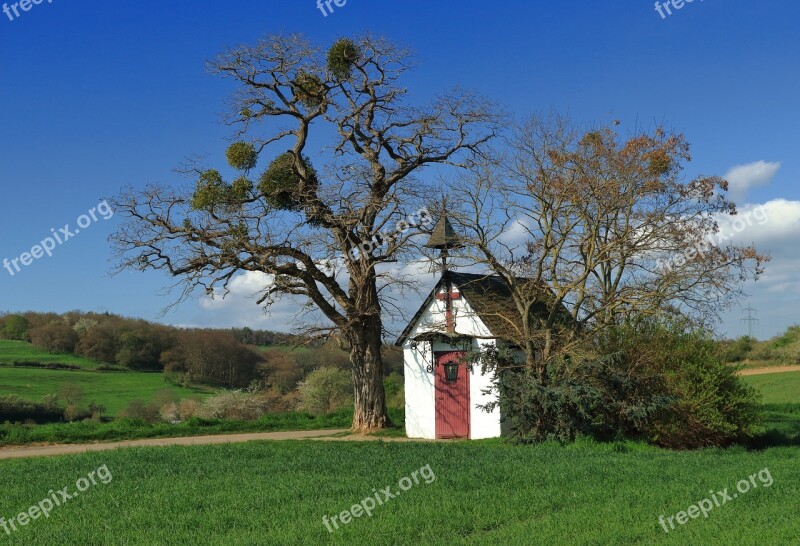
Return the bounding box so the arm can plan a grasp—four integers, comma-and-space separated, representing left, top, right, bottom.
0, 357, 796, 543
0, 439, 797, 544
742, 371, 800, 404
0, 367, 212, 416
0, 340, 104, 369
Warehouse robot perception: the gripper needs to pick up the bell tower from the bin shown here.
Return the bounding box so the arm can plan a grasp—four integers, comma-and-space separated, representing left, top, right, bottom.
424, 208, 462, 333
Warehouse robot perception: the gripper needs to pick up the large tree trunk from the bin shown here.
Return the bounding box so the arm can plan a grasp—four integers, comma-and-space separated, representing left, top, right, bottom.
348, 314, 392, 432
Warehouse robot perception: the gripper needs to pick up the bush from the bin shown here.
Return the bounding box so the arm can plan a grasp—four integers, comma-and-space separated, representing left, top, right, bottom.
88, 401, 106, 421
159, 398, 201, 423
601, 323, 760, 449
718, 336, 755, 363
178, 398, 200, 419
195, 391, 274, 421
480, 322, 760, 449
0, 395, 64, 424
64, 403, 91, 422
119, 400, 160, 423
159, 403, 180, 424
57, 382, 84, 406
298, 367, 353, 415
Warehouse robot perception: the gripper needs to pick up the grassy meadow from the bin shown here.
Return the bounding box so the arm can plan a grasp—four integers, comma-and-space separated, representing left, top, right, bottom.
0, 342, 797, 544
743, 370, 800, 404
0, 340, 214, 416
0, 366, 212, 416
0, 340, 800, 545
0, 438, 798, 544
0, 340, 105, 369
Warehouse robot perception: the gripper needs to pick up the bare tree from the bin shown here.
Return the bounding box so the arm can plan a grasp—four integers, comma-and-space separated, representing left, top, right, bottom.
447, 113, 768, 379
110, 34, 497, 431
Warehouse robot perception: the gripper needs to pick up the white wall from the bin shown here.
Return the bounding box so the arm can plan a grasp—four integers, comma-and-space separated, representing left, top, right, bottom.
403, 342, 435, 439
469, 338, 502, 439
403, 283, 502, 439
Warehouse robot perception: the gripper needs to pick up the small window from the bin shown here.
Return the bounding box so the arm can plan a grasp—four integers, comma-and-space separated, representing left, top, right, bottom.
444, 363, 459, 382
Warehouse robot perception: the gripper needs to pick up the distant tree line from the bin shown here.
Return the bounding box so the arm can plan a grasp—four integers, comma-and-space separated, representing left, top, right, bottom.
0, 312, 402, 391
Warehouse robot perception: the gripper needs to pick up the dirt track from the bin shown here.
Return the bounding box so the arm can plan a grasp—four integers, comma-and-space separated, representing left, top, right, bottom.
737, 365, 800, 376
0, 429, 444, 460
0, 429, 349, 460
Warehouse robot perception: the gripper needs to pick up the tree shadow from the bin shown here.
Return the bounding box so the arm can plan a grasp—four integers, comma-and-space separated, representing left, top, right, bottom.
745, 404, 800, 450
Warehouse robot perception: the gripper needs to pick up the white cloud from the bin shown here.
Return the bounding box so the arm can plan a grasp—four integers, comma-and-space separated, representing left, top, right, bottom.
724, 160, 781, 202
194, 271, 308, 331
720, 199, 800, 244
717, 198, 800, 338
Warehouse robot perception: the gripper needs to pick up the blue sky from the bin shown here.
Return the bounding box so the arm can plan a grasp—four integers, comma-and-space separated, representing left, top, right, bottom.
0, 0, 798, 339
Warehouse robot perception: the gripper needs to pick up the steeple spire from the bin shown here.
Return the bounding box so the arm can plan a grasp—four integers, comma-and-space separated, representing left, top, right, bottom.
425, 203, 462, 332
424, 201, 462, 273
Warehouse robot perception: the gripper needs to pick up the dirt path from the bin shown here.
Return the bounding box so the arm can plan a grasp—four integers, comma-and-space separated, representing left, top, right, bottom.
738, 365, 800, 376
0, 429, 349, 460
0, 429, 446, 460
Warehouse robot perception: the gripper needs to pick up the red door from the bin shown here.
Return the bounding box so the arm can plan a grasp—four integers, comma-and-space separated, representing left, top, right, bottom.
435, 351, 470, 439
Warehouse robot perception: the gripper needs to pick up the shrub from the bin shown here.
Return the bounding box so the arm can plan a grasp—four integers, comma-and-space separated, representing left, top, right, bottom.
601, 322, 760, 449
63, 403, 91, 422
11, 361, 80, 371
159, 403, 180, 424
57, 383, 84, 406
479, 321, 760, 449
119, 400, 160, 423
0, 395, 64, 424
195, 391, 273, 421
88, 401, 106, 421
298, 367, 353, 415
179, 399, 200, 420
718, 336, 755, 363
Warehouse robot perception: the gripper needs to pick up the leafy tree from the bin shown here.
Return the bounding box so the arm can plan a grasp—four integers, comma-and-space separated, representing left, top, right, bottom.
75, 324, 118, 363
450, 114, 766, 442
1, 315, 29, 341
165, 330, 262, 388
29, 320, 79, 354
111, 34, 497, 431
259, 349, 305, 394
114, 324, 171, 371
